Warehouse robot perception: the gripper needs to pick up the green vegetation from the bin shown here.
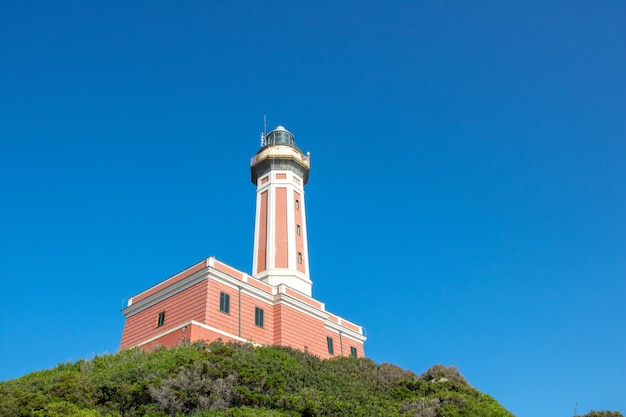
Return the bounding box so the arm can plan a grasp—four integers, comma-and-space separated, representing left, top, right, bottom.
0, 341, 515, 417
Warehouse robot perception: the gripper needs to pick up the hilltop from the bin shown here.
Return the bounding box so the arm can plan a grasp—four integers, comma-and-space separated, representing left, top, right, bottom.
0, 340, 516, 417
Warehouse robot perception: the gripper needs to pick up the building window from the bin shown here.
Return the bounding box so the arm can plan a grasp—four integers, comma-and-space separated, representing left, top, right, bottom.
296, 224, 301, 235
255, 307, 264, 328
219, 292, 230, 314
297, 252, 303, 264
157, 311, 165, 327
295, 199, 300, 210
350, 346, 358, 358
327, 336, 334, 355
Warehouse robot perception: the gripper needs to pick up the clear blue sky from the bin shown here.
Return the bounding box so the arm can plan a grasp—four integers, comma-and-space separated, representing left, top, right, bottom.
1, 2, 624, 416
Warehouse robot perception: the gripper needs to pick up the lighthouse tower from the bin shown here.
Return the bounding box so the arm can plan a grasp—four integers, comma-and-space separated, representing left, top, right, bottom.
250, 126, 312, 296
120, 123, 366, 358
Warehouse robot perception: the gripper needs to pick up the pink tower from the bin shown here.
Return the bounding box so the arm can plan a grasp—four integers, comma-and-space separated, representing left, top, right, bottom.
251, 126, 312, 296
119, 124, 366, 358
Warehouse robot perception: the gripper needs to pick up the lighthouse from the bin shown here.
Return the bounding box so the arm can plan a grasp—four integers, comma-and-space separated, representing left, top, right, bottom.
250, 126, 312, 296
119, 124, 366, 358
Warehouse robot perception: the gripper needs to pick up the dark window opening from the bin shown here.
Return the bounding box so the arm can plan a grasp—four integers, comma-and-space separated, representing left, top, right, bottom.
157, 311, 165, 327
220, 292, 230, 314
350, 346, 358, 358
327, 336, 334, 355
255, 307, 264, 328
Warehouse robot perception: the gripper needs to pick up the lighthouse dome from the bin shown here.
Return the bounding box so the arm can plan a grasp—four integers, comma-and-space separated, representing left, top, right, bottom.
266, 125, 295, 146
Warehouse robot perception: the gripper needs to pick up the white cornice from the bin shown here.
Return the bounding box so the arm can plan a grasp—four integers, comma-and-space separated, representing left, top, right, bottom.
123, 266, 280, 318
122, 261, 366, 340
325, 321, 367, 343
273, 292, 329, 321
122, 268, 211, 317
209, 269, 275, 304
128, 259, 210, 306
132, 320, 252, 349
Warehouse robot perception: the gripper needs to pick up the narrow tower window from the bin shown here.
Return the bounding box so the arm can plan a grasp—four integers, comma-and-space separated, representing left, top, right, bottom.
219, 292, 230, 314
157, 311, 165, 327
255, 307, 264, 328
296, 224, 301, 235
327, 336, 334, 355
297, 252, 303, 264
295, 199, 300, 210
350, 346, 358, 358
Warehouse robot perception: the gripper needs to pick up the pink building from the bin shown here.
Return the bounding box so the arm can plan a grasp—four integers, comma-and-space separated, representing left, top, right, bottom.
119, 126, 366, 358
